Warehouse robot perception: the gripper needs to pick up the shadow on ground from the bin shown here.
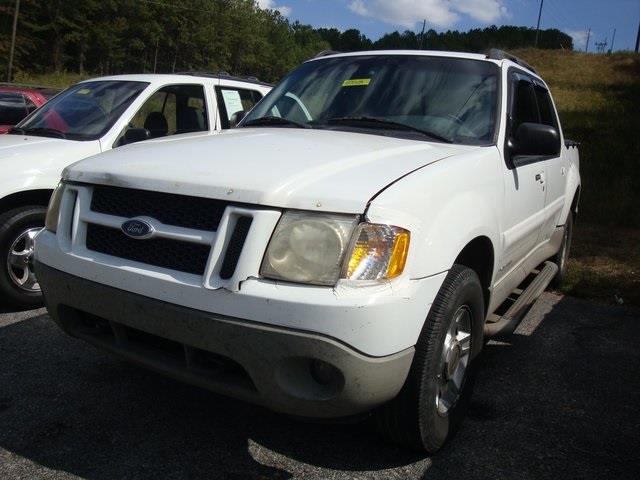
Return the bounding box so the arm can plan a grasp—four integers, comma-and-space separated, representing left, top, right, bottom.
1, 294, 639, 479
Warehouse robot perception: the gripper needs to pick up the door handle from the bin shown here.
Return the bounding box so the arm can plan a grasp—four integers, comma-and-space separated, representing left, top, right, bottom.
535, 173, 544, 183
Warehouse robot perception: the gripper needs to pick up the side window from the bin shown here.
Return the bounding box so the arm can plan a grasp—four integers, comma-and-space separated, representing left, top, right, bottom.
534, 86, 556, 127
216, 87, 263, 129
25, 96, 38, 114
511, 78, 538, 132
127, 84, 208, 140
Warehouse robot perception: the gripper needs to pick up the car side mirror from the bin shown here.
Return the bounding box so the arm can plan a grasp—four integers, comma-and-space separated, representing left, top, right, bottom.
229, 110, 246, 128
123, 127, 150, 145
512, 122, 560, 157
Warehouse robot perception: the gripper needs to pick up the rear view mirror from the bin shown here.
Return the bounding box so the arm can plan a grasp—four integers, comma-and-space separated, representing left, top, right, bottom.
513, 122, 560, 157
229, 110, 246, 128
123, 127, 150, 145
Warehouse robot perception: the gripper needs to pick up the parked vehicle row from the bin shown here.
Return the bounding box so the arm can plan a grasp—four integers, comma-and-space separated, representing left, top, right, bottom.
4, 49, 580, 453
0, 73, 271, 306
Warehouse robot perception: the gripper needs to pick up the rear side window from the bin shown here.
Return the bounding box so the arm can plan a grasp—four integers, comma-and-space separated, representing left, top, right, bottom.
216, 87, 263, 129
0, 93, 28, 125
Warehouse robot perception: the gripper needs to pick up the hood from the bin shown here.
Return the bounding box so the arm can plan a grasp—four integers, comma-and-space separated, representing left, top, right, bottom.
64, 128, 475, 213
0, 134, 101, 192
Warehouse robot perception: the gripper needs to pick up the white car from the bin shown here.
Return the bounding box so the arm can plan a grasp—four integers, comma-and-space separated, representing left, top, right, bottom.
35, 50, 580, 452
0, 73, 271, 306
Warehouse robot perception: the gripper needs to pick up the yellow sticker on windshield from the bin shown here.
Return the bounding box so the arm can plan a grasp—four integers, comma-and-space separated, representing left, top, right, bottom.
77, 88, 91, 95
342, 78, 371, 87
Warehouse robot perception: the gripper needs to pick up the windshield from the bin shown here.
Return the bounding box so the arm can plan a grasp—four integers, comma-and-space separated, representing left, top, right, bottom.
242, 55, 499, 145
15, 80, 148, 141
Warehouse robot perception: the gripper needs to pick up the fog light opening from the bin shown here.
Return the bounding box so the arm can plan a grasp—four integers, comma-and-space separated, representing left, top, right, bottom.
310, 359, 341, 386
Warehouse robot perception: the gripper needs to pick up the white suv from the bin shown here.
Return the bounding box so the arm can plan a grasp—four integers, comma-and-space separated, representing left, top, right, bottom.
34, 50, 580, 452
0, 73, 271, 306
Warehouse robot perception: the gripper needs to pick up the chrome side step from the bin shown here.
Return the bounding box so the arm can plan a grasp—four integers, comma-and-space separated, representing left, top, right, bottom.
484, 261, 558, 338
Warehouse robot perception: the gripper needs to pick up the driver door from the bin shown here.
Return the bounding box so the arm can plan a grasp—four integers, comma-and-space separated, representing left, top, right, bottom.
499, 73, 547, 278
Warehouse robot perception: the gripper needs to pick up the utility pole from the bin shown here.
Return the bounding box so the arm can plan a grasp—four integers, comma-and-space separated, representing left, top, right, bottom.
585, 28, 591, 52
610, 28, 616, 52
534, 0, 544, 48
7, 0, 21, 82
635, 20, 639, 53
418, 19, 426, 49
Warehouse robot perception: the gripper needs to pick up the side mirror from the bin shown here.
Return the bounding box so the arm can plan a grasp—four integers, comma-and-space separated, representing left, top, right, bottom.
123, 127, 150, 145
229, 110, 246, 128
512, 122, 560, 157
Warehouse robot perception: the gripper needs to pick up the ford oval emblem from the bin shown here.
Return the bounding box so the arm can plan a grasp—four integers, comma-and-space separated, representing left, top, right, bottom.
121, 219, 154, 239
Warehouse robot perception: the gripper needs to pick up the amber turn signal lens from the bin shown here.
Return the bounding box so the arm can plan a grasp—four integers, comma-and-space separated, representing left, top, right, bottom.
343, 224, 410, 281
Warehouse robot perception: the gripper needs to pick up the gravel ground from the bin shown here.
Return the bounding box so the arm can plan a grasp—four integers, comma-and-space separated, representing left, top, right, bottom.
1, 293, 639, 479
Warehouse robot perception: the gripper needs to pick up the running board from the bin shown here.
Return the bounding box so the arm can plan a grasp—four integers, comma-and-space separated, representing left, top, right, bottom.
484, 261, 558, 338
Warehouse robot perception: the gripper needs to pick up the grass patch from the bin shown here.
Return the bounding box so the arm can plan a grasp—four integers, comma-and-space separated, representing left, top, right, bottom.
561, 223, 640, 307
12, 71, 91, 89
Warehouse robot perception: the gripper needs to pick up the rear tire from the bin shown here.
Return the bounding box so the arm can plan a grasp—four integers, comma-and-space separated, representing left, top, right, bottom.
550, 212, 573, 289
375, 265, 484, 452
0, 206, 47, 308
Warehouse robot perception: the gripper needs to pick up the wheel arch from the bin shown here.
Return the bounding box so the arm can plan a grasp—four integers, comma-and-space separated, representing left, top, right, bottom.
0, 189, 53, 217
453, 236, 494, 315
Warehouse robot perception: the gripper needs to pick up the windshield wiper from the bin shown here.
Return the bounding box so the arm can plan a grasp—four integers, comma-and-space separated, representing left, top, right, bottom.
22, 127, 67, 139
242, 116, 311, 129
7, 126, 25, 135
326, 116, 452, 143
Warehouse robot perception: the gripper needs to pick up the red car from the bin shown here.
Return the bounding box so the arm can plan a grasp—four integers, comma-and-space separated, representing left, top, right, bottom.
0, 84, 59, 134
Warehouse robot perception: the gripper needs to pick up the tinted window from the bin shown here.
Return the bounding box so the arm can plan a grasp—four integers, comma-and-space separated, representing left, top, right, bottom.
17, 81, 148, 141
0, 93, 28, 125
243, 55, 499, 145
216, 87, 263, 129
126, 84, 208, 141
511, 79, 538, 130
534, 86, 556, 127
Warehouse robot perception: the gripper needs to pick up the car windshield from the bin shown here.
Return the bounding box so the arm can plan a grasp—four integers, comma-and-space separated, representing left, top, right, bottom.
242, 55, 499, 145
15, 80, 148, 141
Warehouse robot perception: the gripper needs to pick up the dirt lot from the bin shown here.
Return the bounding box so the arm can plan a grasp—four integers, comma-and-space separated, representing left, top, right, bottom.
1, 293, 639, 479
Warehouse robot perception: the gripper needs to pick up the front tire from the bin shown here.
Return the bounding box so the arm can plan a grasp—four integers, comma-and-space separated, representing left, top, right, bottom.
0, 206, 47, 308
550, 212, 573, 288
375, 265, 484, 452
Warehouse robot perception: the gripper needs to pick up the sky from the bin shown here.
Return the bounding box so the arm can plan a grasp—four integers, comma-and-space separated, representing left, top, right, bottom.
257, 0, 640, 52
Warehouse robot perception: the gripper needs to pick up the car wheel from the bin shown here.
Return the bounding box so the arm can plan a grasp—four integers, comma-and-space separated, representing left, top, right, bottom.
375, 264, 484, 452
0, 206, 47, 308
550, 212, 573, 289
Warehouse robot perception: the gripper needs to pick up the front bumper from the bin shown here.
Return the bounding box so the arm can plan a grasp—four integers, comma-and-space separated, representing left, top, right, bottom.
36, 261, 415, 418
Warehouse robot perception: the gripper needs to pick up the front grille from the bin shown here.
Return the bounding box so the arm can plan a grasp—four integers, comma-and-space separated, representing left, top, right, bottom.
86, 224, 210, 275
91, 185, 227, 231
219, 217, 253, 279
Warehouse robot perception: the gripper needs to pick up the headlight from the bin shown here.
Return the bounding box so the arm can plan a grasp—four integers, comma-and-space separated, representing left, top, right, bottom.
343, 224, 410, 281
261, 210, 410, 286
44, 182, 66, 233
260, 211, 359, 285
